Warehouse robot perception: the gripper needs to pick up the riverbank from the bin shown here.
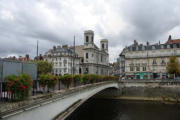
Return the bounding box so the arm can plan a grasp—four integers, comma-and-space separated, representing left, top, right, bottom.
113, 96, 180, 105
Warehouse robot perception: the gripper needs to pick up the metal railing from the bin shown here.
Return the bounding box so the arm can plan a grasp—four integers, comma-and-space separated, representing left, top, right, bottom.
0, 79, 102, 101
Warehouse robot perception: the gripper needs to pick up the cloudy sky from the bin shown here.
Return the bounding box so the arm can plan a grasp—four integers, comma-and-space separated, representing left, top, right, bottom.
1, 0, 180, 62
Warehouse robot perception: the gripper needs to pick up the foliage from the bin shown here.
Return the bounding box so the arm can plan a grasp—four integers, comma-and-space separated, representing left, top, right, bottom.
60, 74, 73, 89
82, 74, 90, 84
103, 75, 119, 81
36, 61, 52, 75
38, 74, 58, 91
167, 56, 180, 77
5, 74, 33, 100
73, 74, 83, 83
96, 75, 103, 82
89, 74, 97, 83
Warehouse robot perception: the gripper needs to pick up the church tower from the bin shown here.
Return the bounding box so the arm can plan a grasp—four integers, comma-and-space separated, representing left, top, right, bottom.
84, 30, 94, 46
100, 39, 108, 52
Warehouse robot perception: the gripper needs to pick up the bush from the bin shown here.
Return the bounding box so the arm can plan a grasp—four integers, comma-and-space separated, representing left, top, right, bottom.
89, 74, 97, 83
73, 74, 83, 83
82, 74, 90, 84
103, 75, 119, 81
96, 75, 103, 82
60, 74, 73, 89
5, 74, 33, 100
47, 74, 58, 89
38, 74, 57, 92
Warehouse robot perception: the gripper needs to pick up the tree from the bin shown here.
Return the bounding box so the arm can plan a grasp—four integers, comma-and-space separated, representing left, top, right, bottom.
36, 61, 52, 75
166, 56, 180, 78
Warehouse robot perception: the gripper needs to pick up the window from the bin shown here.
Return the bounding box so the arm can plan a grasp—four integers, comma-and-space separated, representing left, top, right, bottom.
102, 43, 104, 49
86, 36, 89, 43
91, 36, 93, 42
63, 59, 67, 64
85, 68, 89, 74
101, 55, 103, 62
130, 66, 134, 71
152, 59, 157, 65
92, 54, 94, 57
143, 66, 146, 71
136, 66, 140, 71
161, 59, 166, 65
86, 53, 88, 59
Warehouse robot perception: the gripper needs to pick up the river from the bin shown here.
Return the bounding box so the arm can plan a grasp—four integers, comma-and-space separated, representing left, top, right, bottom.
66, 99, 180, 120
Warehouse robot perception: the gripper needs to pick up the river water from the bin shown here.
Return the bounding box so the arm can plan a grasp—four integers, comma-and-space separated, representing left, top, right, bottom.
66, 99, 180, 120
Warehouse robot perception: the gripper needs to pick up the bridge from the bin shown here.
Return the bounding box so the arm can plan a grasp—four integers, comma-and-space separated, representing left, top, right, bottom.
0, 81, 118, 120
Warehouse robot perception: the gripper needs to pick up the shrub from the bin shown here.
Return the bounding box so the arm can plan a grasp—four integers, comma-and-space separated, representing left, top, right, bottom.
96, 75, 103, 82
47, 74, 58, 89
5, 74, 33, 100
73, 74, 83, 83
89, 74, 97, 83
38, 74, 58, 92
60, 74, 73, 89
103, 75, 119, 81
82, 74, 90, 84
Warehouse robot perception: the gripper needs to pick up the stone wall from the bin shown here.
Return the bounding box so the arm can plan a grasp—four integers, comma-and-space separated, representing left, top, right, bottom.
94, 80, 180, 102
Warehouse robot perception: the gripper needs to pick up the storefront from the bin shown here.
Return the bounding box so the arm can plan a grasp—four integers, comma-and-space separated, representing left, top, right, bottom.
136, 73, 153, 79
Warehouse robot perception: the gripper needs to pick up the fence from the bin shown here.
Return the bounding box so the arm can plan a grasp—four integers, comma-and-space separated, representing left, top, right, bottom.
0, 79, 84, 101
0, 60, 37, 82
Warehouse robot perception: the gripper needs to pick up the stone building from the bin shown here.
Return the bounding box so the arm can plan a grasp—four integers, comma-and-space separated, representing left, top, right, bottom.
109, 59, 120, 76
75, 30, 109, 75
119, 35, 180, 79
44, 45, 79, 75
44, 30, 109, 75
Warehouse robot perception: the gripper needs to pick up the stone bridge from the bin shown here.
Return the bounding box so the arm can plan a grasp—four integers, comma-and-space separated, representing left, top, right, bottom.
0, 81, 118, 120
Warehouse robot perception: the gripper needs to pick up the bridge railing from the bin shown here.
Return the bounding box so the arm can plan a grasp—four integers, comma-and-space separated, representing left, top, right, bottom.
0, 80, 82, 101
0, 79, 117, 101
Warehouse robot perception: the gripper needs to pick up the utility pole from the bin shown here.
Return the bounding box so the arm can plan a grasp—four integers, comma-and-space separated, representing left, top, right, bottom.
72, 36, 75, 75
37, 40, 39, 60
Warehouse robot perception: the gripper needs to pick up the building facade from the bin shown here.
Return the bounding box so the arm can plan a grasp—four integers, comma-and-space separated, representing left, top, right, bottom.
119, 36, 180, 79
44, 30, 110, 75
76, 30, 110, 75
44, 45, 79, 75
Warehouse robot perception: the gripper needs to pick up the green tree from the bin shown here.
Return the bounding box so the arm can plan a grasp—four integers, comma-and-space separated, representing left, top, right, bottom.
167, 56, 180, 78
36, 61, 52, 75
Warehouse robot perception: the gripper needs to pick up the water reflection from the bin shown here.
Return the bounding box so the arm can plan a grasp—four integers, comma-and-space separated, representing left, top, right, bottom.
66, 99, 180, 120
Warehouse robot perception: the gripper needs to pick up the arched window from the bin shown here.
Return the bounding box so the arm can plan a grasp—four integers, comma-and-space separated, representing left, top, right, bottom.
102, 44, 104, 49
86, 36, 89, 43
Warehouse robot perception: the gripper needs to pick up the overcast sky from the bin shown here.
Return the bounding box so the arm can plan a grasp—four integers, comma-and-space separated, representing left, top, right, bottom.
1, 0, 180, 62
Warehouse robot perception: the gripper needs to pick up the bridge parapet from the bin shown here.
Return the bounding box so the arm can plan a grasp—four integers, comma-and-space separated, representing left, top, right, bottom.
119, 79, 180, 85
0, 81, 118, 120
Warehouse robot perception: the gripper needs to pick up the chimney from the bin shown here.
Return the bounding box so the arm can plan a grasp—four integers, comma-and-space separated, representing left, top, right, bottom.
25, 54, 30, 61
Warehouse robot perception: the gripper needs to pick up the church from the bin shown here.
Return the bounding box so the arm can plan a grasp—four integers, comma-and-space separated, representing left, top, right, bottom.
75, 30, 109, 75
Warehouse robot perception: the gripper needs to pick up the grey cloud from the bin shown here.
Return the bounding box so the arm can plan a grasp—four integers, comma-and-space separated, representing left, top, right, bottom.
1, 0, 180, 62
